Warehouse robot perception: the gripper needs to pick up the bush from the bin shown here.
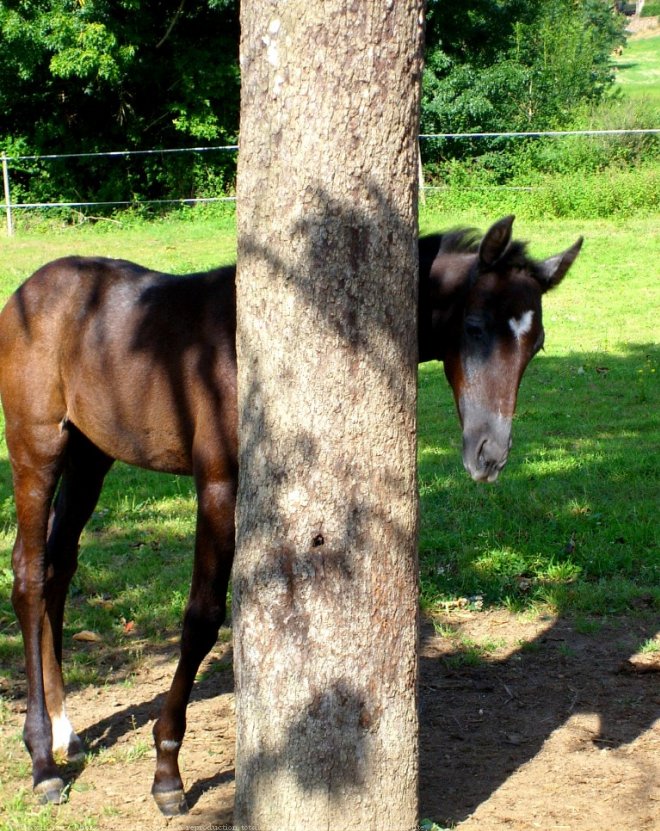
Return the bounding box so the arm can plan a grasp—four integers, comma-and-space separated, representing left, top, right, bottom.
420, 92, 660, 220
422, 163, 659, 220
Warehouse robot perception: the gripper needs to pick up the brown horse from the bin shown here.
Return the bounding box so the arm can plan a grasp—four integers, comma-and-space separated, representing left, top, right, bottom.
0, 215, 581, 814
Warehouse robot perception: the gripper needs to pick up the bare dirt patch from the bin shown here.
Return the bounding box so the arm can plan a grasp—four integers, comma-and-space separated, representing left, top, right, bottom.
627, 16, 660, 37
419, 611, 659, 830
1, 611, 658, 830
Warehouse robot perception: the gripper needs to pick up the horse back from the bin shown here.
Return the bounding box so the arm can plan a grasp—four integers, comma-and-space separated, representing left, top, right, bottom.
0, 256, 238, 477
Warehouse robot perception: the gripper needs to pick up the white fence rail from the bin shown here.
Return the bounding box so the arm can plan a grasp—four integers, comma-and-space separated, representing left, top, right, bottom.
2, 129, 659, 235
0, 145, 240, 236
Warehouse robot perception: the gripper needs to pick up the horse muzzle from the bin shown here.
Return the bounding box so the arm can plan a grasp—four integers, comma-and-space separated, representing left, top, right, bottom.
460, 407, 513, 484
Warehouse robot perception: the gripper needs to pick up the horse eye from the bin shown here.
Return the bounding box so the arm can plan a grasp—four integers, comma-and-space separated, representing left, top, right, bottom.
465, 319, 485, 341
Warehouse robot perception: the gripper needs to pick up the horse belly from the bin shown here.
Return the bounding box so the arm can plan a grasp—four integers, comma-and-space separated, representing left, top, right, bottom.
60, 286, 236, 477
66, 375, 195, 476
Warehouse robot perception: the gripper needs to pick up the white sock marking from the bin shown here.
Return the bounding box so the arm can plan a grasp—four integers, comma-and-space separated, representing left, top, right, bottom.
51, 707, 78, 754
509, 310, 534, 340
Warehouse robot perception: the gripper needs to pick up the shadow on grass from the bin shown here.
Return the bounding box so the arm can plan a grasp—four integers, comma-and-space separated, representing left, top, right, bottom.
418, 342, 659, 613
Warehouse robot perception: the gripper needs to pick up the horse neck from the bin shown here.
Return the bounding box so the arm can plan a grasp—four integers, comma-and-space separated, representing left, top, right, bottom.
418, 252, 474, 364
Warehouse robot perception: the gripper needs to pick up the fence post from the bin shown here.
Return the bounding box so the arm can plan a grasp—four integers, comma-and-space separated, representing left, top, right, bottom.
417, 140, 426, 205
2, 153, 13, 236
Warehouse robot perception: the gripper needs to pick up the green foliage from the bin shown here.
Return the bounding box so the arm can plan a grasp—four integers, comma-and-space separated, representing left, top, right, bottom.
421, 162, 658, 220
0, 0, 640, 210
421, 67, 660, 218
422, 0, 626, 136
0, 0, 240, 203
418, 2, 648, 216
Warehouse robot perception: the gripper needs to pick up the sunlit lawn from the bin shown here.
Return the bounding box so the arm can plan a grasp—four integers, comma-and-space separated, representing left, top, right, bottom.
614, 32, 660, 104
0, 209, 656, 646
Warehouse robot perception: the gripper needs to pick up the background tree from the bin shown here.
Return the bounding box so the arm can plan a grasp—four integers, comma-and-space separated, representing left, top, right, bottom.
0, 0, 240, 202
0, 0, 630, 206
233, 1, 424, 827
421, 0, 627, 136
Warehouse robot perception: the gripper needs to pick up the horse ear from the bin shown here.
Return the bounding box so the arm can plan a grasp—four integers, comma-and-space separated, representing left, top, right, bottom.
537, 237, 584, 292
478, 215, 515, 267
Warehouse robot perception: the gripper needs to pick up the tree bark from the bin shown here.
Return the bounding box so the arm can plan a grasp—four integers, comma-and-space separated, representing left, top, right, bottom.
234, 3, 425, 829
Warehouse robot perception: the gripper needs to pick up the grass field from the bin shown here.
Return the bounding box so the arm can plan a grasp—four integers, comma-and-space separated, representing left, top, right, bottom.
614, 31, 660, 103
0, 208, 657, 669
0, 206, 657, 831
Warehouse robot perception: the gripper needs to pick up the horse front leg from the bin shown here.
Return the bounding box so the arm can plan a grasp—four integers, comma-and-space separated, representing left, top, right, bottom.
151, 479, 235, 817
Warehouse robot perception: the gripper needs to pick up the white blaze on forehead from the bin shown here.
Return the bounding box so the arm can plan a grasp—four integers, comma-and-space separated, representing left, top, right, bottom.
509, 310, 534, 341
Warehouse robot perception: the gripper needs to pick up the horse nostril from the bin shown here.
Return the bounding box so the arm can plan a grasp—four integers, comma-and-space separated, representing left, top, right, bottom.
477, 438, 487, 462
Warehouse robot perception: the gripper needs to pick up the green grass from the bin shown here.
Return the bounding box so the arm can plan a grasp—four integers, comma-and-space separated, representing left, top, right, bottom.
0, 207, 656, 646
0, 203, 657, 830
614, 32, 660, 104
641, 2, 660, 18
639, 636, 660, 654
0, 203, 237, 293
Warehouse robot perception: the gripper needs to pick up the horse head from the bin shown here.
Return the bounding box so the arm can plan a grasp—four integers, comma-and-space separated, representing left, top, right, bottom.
420, 215, 583, 483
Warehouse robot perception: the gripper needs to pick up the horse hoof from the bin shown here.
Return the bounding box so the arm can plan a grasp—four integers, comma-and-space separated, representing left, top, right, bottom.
67, 738, 86, 764
153, 788, 189, 817
34, 776, 65, 804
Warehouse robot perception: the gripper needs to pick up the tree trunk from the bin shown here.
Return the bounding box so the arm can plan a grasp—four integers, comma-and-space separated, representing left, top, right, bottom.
234, 3, 425, 829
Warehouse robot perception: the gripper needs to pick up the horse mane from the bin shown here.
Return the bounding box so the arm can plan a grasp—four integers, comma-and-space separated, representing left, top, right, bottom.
438, 227, 482, 254
421, 227, 537, 276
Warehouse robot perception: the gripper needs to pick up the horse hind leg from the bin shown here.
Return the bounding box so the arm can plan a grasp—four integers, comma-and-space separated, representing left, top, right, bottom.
9, 418, 112, 804
151, 479, 235, 816
8, 420, 69, 803
42, 426, 113, 765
